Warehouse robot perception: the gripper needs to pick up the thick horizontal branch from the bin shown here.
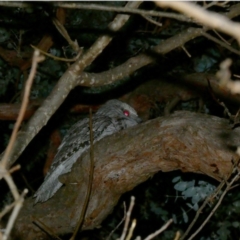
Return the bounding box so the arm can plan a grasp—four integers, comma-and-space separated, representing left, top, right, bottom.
0, 100, 43, 121
13, 111, 239, 239
2, 72, 240, 122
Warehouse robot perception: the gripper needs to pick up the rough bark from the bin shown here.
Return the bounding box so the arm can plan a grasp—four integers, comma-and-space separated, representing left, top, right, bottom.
12, 111, 239, 239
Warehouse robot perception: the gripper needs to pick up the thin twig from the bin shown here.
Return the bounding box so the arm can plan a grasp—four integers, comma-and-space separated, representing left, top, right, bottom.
212, 29, 231, 45
119, 196, 135, 240
0, 50, 44, 169
33, 218, 62, 240
0, 2, 31, 8
126, 219, 136, 240
3, 189, 28, 240
173, 231, 181, 240
141, 15, 162, 27
8, 164, 21, 174
143, 219, 173, 240
106, 202, 127, 240
52, 18, 79, 52
70, 108, 95, 240
53, 3, 191, 23
203, 1, 229, 9
0, 201, 17, 219
202, 32, 240, 55
181, 45, 191, 58
156, 1, 240, 44
0, 50, 43, 240
31, 45, 82, 62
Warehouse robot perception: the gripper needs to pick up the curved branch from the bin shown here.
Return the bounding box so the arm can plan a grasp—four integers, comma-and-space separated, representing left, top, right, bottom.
157, 1, 240, 44
13, 111, 239, 239
53, 2, 190, 22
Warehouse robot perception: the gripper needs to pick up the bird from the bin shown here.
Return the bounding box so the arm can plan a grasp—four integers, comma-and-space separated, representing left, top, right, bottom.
34, 99, 141, 203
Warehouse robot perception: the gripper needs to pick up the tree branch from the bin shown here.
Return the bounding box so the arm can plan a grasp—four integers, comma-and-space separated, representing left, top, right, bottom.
156, 1, 240, 44
13, 111, 239, 239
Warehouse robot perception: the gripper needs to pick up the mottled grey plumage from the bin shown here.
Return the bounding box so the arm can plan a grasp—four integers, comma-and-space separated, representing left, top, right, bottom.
34, 99, 141, 203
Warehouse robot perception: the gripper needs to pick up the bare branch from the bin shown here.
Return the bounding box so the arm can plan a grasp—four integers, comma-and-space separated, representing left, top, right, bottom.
141, 15, 162, 27
0, 50, 44, 169
202, 32, 240, 56
119, 196, 135, 240
144, 219, 173, 240
53, 3, 190, 22
156, 1, 240, 44
13, 111, 240, 239
0, 50, 42, 240
3, 189, 28, 240
31, 45, 82, 62
52, 18, 79, 52
126, 219, 136, 240
106, 203, 126, 240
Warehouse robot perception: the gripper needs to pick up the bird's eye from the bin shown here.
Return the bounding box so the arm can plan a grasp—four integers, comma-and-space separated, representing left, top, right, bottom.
123, 110, 130, 117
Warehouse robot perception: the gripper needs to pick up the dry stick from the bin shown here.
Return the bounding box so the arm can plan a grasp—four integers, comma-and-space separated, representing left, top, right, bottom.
0, 50, 43, 240
141, 15, 162, 27
8, 164, 20, 174
126, 219, 136, 240
119, 196, 135, 240
174, 231, 181, 240
202, 32, 240, 55
31, 45, 82, 62
212, 29, 230, 45
144, 219, 173, 240
0, 193, 25, 220
0, 50, 44, 169
70, 108, 95, 240
0, 2, 31, 8
32, 218, 62, 240
75, 28, 238, 87
106, 202, 127, 240
0, 2, 191, 23
181, 45, 191, 58
188, 169, 240, 240
156, 1, 240, 44
53, 3, 191, 23
0, 201, 16, 219
52, 18, 79, 52
74, 2, 240, 88
203, 1, 229, 9
3, 189, 28, 240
